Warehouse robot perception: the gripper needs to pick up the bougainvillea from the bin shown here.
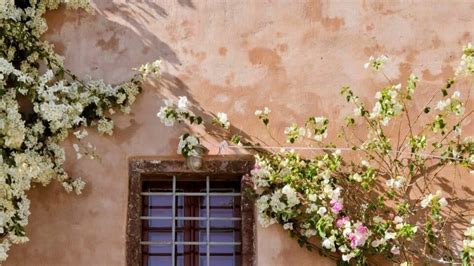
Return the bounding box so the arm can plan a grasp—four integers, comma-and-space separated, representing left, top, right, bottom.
158, 47, 474, 265
0, 0, 158, 260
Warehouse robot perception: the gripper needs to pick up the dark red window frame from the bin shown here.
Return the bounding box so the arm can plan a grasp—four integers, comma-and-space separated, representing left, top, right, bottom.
127, 156, 256, 266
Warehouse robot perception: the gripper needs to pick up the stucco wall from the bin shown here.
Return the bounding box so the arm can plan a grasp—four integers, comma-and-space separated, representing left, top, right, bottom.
5, 0, 474, 265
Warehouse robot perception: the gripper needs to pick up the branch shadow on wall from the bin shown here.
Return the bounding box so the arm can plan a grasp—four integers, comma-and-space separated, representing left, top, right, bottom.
155, 73, 262, 153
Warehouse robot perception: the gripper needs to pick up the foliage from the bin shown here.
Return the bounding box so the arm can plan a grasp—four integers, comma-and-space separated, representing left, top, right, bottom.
158, 49, 474, 265
0, 0, 157, 260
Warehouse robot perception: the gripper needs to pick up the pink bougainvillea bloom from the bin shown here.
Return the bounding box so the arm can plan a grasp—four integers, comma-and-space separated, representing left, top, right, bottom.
330, 199, 343, 214
349, 233, 358, 248
336, 216, 350, 228
356, 224, 368, 235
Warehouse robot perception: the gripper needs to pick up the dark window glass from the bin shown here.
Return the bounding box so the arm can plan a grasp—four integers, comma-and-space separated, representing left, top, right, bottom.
141, 178, 241, 266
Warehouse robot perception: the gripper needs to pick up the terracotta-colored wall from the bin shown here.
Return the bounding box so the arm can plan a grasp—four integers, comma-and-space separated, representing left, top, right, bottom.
5, 0, 474, 265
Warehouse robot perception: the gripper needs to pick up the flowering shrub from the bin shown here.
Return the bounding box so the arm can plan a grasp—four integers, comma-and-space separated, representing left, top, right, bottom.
177, 133, 201, 158
158, 48, 474, 265
0, 0, 158, 260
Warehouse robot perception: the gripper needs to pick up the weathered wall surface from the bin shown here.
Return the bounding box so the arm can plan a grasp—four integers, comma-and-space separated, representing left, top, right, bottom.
5, 0, 474, 265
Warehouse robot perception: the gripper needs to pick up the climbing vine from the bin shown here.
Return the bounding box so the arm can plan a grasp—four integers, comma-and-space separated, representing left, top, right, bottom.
0, 0, 158, 260
158, 47, 474, 265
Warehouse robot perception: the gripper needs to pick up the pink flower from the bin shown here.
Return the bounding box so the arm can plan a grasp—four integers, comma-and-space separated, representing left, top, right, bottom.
356, 225, 368, 235
330, 199, 343, 214
346, 223, 370, 248
349, 233, 358, 248
336, 216, 350, 228
250, 164, 261, 175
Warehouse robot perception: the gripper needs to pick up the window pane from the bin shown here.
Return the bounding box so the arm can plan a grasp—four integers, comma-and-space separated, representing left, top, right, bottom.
142, 179, 242, 266
147, 233, 171, 253
148, 255, 172, 266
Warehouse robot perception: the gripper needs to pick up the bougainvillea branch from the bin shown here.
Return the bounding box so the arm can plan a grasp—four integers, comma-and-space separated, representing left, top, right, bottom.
0, 0, 158, 260
158, 47, 473, 265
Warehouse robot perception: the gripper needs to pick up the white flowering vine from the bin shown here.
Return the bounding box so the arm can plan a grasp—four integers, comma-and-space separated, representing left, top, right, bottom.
0, 0, 159, 261
156, 45, 474, 265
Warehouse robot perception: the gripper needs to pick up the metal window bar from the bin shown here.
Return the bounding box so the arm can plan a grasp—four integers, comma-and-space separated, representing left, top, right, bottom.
142, 176, 241, 266
141, 216, 241, 221
141, 241, 241, 246
206, 175, 210, 266
142, 192, 241, 197
172, 176, 176, 266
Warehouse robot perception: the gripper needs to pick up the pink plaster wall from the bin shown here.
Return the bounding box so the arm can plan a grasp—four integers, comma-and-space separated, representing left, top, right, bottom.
5, 0, 474, 265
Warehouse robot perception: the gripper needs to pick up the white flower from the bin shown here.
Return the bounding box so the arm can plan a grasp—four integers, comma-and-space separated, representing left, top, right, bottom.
361, 160, 370, 167
283, 223, 293, 230
177, 96, 188, 111
73, 129, 88, 139
97, 118, 114, 135
372, 216, 383, 223
371, 239, 385, 247
256, 195, 270, 213
439, 197, 448, 207
270, 191, 286, 212
317, 207, 327, 216
352, 173, 362, 182
322, 236, 336, 251
342, 252, 356, 261
393, 216, 404, 224
157, 106, 175, 127
216, 112, 230, 129
71, 178, 86, 195
386, 176, 405, 189
0, 242, 9, 261
353, 106, 363, 117
384, 231, 396, 240
421, 191, 444, 208
420, 193, 434, 208
258, 213, 276, 228
435, 99, 451, 111
452, 90, 461, 99
390, 246, 400, 255
137, 59, 161, 77
365, 55, 388, 72
72, 144, 82, 160
255, 107, 271, 116
304, 229, 317, 238
282, 184, 300, 207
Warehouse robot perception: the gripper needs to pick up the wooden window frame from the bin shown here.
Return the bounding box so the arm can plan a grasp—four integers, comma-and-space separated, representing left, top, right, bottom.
127, 155, 256, 266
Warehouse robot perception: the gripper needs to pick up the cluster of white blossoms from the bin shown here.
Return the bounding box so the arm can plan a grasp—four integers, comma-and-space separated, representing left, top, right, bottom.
177, 133, 200, 158
157, 96, 203, 127
253, 149, 426, 263
455, 43, 474, 76
0, 0, 158, 261
435, 90, 465, 116
420, 190, 448, 209
212, 112, 230, 129
369, 83, 403, 126
386, 175, 406, 190
157, 96, 233, 157
364, 55, 388, 72
249, 46, 474, 264
283, 116, 329, 143
462, 220, 474, 262
255, 107, 271, 125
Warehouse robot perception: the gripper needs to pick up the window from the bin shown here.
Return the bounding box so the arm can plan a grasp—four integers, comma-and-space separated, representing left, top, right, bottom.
127, 156, 255, 266
141, 176, 241, 265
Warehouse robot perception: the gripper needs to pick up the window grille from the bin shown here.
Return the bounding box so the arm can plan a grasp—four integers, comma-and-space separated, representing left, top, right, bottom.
141, 175, 242, 266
